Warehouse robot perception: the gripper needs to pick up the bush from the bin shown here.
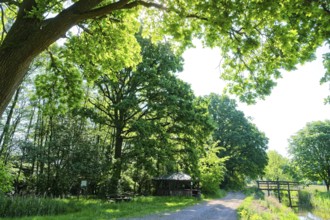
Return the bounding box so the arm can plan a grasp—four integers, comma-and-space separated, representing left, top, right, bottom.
0, 195, 80, 217
0, 161, 14, 194
199, 144, 228, 195
308, 191, 330, 219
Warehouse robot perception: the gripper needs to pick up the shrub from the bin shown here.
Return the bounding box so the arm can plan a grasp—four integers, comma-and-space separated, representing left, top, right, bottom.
0, 161, 14, 194
199, 144, 228, 195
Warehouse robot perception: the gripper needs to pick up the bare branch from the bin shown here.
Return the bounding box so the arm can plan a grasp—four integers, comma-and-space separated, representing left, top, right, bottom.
77, 24, 93, 35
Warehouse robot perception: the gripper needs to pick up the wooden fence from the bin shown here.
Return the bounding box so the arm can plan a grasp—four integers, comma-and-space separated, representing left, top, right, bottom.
256, 180, 301, 207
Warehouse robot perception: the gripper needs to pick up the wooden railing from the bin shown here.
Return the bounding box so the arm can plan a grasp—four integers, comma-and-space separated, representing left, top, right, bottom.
256, 180, 301, 207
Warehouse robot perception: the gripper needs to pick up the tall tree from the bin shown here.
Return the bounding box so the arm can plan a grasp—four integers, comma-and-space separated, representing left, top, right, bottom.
289, 120, 330, 191
206, 93, 268, 189
1, 0, 329, 115
81, 36, 212, 193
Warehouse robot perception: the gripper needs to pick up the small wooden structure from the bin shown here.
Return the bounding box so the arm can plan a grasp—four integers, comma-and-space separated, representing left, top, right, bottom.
257, 180, 300, 207
153, 172, 200, 197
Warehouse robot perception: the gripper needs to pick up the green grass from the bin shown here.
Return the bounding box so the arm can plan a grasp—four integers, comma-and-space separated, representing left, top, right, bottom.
301, 184, 327, 193
311, 191, 330, 219
0, 196, 201, 220
0, 196, 80, 218
238, 189, 298, 220
298, 185, 330, 219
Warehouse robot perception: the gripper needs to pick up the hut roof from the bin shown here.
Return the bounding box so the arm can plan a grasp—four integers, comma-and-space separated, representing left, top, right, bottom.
155, 172, 192, 181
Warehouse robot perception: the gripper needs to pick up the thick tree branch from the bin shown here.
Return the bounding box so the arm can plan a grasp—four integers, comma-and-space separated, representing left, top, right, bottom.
123, 1, 208, 21
122, 0, 167, 10
17, 0, 36, 19
77, 0, 131, 20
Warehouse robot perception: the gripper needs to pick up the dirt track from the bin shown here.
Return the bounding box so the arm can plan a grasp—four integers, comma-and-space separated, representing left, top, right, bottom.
124, 192, 245, 220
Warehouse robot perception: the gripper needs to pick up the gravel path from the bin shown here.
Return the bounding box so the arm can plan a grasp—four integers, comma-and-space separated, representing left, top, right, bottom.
122, 192, 245, 220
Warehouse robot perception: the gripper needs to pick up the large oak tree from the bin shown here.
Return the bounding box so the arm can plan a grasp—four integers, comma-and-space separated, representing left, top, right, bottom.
1, 0, 329, 115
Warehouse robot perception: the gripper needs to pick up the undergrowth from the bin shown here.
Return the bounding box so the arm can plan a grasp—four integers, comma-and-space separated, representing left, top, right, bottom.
0, 195, 200, 220
238, 188, 298, 220
299, 188, 330, 219
0, 195, 80, 218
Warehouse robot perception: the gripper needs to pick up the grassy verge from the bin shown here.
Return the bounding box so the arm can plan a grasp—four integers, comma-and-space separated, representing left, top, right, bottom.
0, 195, 201, 220
238, 188, 298, 220
299, 185, 330, 219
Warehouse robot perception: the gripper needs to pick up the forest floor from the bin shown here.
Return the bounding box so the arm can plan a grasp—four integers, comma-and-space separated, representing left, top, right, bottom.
122, 192, 245, 220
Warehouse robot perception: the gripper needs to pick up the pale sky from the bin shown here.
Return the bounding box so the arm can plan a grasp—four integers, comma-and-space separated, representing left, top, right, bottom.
178, 43, 330, 156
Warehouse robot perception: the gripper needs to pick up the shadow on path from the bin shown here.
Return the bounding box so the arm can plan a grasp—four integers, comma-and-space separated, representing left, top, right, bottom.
122, 192, 245, 220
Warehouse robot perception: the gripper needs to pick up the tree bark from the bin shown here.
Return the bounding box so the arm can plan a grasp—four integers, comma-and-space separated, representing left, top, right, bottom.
109, 124, 124, 194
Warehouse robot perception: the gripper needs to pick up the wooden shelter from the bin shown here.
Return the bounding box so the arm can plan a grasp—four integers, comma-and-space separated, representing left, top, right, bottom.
153, 172, 200, 197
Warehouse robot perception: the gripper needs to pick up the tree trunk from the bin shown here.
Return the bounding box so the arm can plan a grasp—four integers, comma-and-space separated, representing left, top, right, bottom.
0, 86, 21, 159
0, 2, 88, 116
109, 128, 123, 194
15, 108, 35, 194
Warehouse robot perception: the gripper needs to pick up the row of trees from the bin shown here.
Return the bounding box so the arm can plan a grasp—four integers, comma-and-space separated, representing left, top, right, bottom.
0, 34, 268, 196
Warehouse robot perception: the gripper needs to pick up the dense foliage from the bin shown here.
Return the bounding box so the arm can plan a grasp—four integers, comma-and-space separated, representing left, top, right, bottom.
0, 161, 13, 193
0, 35, 270, 199
198, 142, 227, 195
206, 94, 268, 189
0, 0, 329, 115
289, 120, 330, 192
263, 150, 299, 181
0, 36, 216, 197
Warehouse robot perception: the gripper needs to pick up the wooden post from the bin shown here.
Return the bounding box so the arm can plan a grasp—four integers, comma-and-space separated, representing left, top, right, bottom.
277, 180, 281, 203
287, 182, 292, 207
267, 181, 270, 196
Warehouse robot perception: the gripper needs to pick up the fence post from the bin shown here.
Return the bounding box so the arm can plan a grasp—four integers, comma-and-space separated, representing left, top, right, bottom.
277, 180, 281, 203
288, 182, 292, 207
267, 181, 270, 196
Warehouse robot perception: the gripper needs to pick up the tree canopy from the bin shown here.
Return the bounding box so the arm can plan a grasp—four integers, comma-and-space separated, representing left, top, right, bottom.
289, 120, 330, 191
264, 150, 295, 181
1, 0, 330, 115
0, 33, 215, 196
206, 93, 268, 189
